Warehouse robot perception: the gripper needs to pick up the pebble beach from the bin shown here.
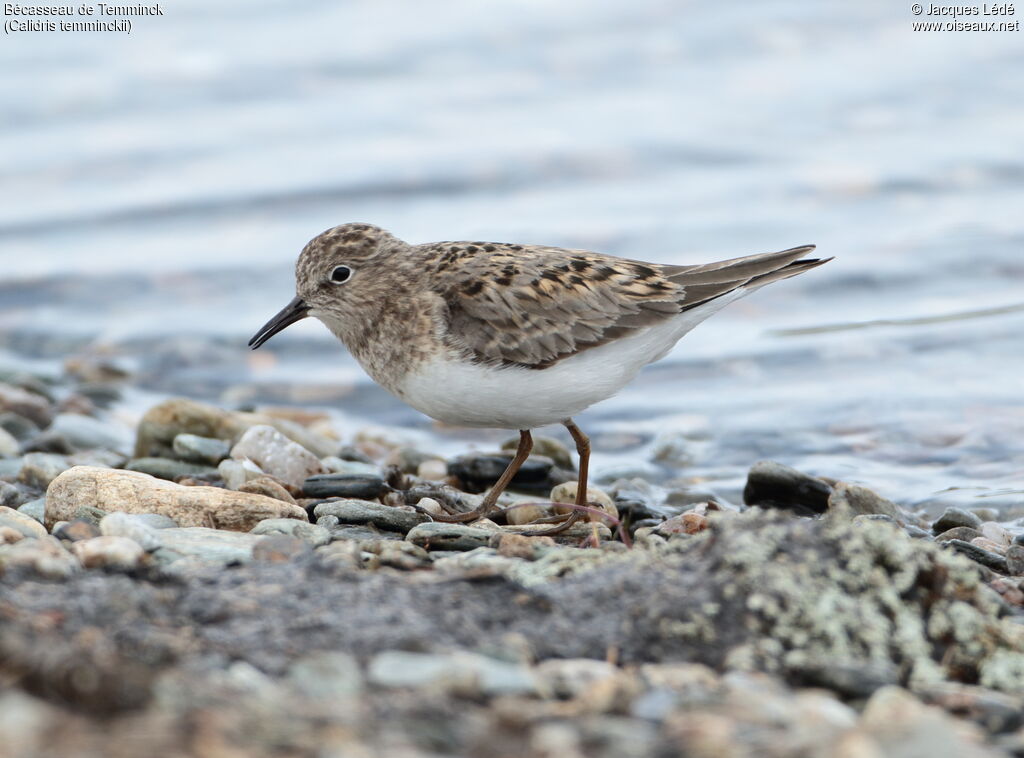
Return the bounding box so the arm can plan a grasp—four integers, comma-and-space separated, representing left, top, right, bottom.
1, 358, 1024, 757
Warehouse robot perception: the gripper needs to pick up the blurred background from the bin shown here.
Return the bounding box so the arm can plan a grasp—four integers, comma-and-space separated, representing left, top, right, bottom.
1, 0, 1022, 513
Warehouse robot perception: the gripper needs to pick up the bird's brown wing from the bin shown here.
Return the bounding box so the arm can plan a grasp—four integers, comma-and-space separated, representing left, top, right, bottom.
428, 242, 822, 370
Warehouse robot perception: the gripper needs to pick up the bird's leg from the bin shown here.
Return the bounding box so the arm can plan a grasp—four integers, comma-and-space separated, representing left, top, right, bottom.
563, 418, 591, 508
429, 430, 533, 522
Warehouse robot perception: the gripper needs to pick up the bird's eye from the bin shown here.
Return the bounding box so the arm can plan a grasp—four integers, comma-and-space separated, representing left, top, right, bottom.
330, 265, 353, 284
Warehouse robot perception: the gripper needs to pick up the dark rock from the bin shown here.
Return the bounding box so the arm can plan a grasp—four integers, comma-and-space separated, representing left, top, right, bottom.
303, 473, 387, 500
932, 507, 983, 535
53, 519, 102, 542
75, 381, 124, 408
742, 461, 832, 515
21, 431, 76, 455
789, 659, 899, 698
448, 452, 567, 495
946, 539, 1008, 573
917, 682, 1024, 734
0, 481, 21, 508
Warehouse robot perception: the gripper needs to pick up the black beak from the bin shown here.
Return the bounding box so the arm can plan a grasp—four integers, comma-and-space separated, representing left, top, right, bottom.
248, 296, 310, 349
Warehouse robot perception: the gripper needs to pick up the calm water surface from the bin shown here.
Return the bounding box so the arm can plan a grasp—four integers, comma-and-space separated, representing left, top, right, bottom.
1, 0, 1022, 515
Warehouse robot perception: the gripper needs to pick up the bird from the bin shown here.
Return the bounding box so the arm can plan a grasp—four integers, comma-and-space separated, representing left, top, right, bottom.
249, 223, 829, 532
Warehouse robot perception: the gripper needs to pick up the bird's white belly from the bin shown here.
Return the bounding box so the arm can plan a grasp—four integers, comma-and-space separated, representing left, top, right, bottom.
395, 290, 747, 429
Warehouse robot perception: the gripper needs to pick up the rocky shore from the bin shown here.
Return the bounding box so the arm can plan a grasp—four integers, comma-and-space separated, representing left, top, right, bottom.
2, 362, 1024, 757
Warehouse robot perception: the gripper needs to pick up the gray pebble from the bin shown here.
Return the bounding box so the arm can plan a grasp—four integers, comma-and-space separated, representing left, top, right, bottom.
99, 512, 164, 551
448, 452, 561, 494
406, 522, 492, 552
935, 526, 982, 543
0, 411, 40, 442
320, 457, 384, 477
287, 652, 363, 699
48, 413, 127, 452
53, 519, 102, 542
16, 498, 46, 524
125, 457, 219, 481
932, 507, 983, 535
172, 433, 231, 465
151, 527, 262, 567
1006, 546, 1024, 576
0, 481, 21, 508
0, 535, 79, 579
312, 499, 426, 534
251, 518, 331, 547
17, 452, 71, 490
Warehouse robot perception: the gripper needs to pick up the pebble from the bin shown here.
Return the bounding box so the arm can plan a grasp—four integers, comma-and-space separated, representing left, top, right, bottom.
17, 452, 71, 490
72, 536, 145, 570
99, 512, 164, 551
367, 650, 536, 697
125, 457, 220, 482
0, 383, 53, 428
46, 466, 308, 531
0, 506, 47, 539
550, 482, 618, 522
504, 501, 560, 526
502, 435, 574, 470
1006, 546, 1024, 576
416, 459, 448, 481
319, 457, 383, 477
979, 522, 1012, 548
286, 652, 363, 699
53, 519, 102, 542
414, 497, 445, 517
828, 482, 903, 521
971, 537, 1007, 555
534, 658, 621, 699
230, 425, 325, 490
946, 539, 1008, 573
0, 535, 79, 579
406, 522, 493, 552
48, 413, 127, 452
237, 476, 297, 504
935, 526, 982, 543
490, 532, 557, 560
313, 499, 426, 533
360, 540, 433, 570
0, 426, 19, 457
932, 507, 983, 534
449, 452, 563, 494
0, 411, 40, 442
312, 540, 363, 571
656, 511, 709, 536
0, 481, 20, 508
742, 461, 832, 515
303, 473, 387, 500
217, 458, 265, 490
152, 527, 263, 566
250, 518, 331, 547
252, 534, 311, 563
68, 448, 128, 469
171, 433, 231, 465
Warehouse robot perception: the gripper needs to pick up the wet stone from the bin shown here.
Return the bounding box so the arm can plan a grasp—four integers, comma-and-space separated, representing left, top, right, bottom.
303, 474, 387, 500
53, 519, 102, 542
743, 461, 832, 515
932, 507, 983, 535
171, 433, 231, 465
125, 457, 220, 482
406, 522, 493, 552
946, 539, 1008, 573
448, 452, 564, 494
312, 499, 426, 534
17, 453, 71, 490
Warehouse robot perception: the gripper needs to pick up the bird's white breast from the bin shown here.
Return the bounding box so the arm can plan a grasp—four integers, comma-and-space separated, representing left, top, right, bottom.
395, 289, 748, 429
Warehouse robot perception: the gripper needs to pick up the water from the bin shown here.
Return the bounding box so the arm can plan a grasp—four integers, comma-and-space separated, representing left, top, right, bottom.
1, 0, 1022, 515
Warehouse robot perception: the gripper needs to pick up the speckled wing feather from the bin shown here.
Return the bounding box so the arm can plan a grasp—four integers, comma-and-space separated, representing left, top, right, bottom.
427, 241, 821, 370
